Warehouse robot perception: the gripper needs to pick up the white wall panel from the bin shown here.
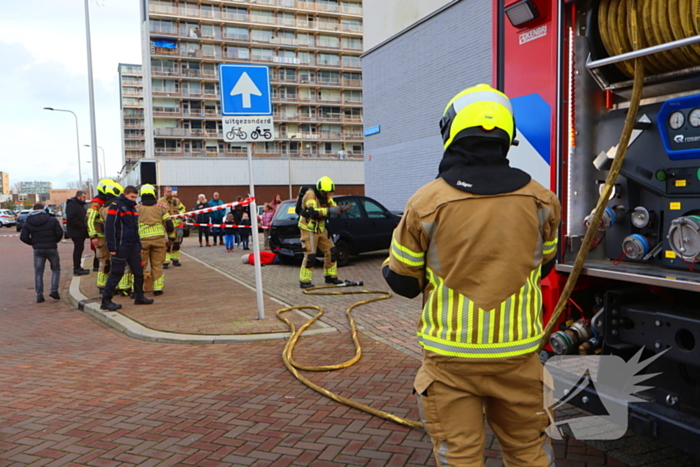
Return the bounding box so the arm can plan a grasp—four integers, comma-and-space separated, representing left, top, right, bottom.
155, 158, 364, 186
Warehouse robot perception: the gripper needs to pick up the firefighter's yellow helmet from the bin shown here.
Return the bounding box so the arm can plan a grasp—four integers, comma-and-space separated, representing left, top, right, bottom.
96, 179, 123, 197
316, 176, 335, 193
139, 184, 156, 197
439, 84, 515, 149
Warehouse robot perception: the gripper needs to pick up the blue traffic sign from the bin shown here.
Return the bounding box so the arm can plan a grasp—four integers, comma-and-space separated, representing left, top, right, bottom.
219, 64, 272, 116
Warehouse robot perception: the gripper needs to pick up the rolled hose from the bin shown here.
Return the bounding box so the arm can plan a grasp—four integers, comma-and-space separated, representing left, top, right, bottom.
277, 284, 423, 430
538, 58, 645, 352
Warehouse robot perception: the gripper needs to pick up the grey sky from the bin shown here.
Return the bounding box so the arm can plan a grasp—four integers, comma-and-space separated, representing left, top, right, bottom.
0, 0, 141, 189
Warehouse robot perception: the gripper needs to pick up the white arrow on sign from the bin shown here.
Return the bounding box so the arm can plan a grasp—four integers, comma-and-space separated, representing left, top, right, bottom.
230, 72, 262, 108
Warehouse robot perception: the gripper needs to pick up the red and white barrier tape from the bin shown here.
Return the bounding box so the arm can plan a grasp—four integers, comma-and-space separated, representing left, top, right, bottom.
179, 222, 271, 230
170, 197, 255, 220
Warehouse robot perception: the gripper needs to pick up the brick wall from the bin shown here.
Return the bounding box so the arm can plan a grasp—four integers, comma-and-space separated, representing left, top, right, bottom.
362, 0, 493, 211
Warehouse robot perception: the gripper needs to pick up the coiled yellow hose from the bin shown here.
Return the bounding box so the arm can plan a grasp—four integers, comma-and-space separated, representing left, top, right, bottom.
598, 0, 700, 77
277, 284, 424, 430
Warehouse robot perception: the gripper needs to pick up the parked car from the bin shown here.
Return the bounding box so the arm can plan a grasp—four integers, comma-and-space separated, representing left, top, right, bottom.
0, 209, 16, 228
15, 210, 32, 232
269, 195, 401, 266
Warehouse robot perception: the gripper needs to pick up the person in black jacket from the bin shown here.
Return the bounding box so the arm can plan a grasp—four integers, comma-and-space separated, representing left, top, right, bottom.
65, 190, 90, 276
20, 203, 64, 303
101, 186, 154, 311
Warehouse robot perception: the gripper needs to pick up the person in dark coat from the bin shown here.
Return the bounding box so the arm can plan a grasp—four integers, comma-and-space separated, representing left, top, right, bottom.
20, 203, 64, 303
101, 186, 154, 311
239, 212, 252, 250
194, 194, 211, 247
65, 190, 90, 276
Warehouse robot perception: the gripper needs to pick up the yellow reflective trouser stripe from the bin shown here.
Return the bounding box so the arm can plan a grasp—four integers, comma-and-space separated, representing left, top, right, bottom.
171, 250, 180, 260
97, 271, 108, 287
153, 275, 165, 291
324, 263, 337, 277
299, 267, 313, 282
418, 267, 544, 358
139, 223, 165, 238
118, 273, 133, 290
391, 237, 425, 267
543, 238, 558, 255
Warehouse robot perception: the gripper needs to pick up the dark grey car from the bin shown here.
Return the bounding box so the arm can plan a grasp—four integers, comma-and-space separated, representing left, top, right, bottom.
268, 195, 400, 266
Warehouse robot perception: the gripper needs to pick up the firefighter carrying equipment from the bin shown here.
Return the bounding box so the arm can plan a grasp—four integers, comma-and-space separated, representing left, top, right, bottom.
276, 283, 422, 430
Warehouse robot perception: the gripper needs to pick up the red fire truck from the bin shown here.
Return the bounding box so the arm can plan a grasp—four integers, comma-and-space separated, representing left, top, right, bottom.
498, 0, 700, 454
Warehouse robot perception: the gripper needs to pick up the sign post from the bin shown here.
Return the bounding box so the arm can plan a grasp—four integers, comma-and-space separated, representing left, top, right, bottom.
219, 64, 275, 320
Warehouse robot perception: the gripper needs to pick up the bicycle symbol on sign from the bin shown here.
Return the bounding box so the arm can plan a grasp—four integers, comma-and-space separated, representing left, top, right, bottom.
226, 127, 247, 140
250, 126, 272, 140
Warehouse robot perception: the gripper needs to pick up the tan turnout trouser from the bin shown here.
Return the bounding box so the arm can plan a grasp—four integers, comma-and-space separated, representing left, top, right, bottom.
299, 229, 337, 283
141, 236, 167, 291
415, 352, 554, 467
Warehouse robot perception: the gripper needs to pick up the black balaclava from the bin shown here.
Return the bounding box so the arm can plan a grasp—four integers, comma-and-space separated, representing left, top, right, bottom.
313, 187, 329, 205
141, 194, 156, 206
438, 136, 531, 195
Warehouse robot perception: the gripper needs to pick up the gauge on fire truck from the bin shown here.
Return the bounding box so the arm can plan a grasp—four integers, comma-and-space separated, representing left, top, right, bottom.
658, 95, 700, 160
690, 108, 700, 128
669, 111, 685, 130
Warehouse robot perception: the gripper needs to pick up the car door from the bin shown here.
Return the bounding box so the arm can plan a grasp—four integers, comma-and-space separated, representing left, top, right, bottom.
328, 196, 370, 253
361, 198, 398, 251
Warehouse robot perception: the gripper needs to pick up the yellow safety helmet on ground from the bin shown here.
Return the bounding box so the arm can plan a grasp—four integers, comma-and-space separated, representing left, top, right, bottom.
439, 84, 516, 150
316, 176, 335, 193
96, 179, 124, 197
139, 184, 156, 198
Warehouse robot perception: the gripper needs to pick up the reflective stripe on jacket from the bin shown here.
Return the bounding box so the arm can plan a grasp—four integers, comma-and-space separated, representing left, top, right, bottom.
387, 178, 560, 359
137, 204, 170, 239
158, 196, 186, 226
87, 199, 105, 238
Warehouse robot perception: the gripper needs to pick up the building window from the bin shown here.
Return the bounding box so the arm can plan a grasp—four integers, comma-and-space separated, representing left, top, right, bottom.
318, 35, 339, 48
318, 53, 339, 66
342, 36, 362, 50
343, 55, 361, 68
225, 25, 248, 40
252, 28, 274, 42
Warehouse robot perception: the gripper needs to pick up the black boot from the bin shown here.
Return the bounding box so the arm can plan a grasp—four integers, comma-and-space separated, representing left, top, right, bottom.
172, 260, 181, 267
100, 298, 122, 311
134, 295, 154, 305
73, 268, 90, 276
300, 282, 315, 289
325, 276, 343, 285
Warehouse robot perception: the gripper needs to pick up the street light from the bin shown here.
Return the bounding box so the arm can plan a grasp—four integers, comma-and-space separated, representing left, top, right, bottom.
84, 144, 105, 178
288, 135, 296, 199
44, 107, 82, 191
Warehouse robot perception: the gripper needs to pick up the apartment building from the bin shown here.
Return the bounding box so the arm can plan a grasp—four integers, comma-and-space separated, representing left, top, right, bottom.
17, 181, 52, 195
118, 64, 147, 170
143, 0, 365, 160
0, 172, 9, 195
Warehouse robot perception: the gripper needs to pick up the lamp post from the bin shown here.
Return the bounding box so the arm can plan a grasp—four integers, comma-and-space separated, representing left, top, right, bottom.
288, 135, 296, 199
44, 107, 82, 191
84, 144, 105, 178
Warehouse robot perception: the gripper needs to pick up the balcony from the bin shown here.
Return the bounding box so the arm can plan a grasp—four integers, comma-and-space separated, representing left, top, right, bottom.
154, 128, 223, 138
148, 4, 362, 33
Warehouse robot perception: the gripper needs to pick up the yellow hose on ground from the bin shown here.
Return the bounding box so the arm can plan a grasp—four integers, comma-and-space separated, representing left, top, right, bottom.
277, 284, 423, 430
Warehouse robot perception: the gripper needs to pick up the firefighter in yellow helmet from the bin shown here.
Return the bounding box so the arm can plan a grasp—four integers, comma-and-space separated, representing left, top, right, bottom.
138, 185, 173, 295
87, 179, 123, 294
297, 176, 349, 288
158, 186, 186, 268
383, 84, 561, 466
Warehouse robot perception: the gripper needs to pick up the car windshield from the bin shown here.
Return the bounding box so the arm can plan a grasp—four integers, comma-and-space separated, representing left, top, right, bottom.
273, 201, 298, 222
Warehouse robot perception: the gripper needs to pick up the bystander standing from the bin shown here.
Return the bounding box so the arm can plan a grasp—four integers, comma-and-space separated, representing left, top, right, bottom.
20, 203, 64, 303
65, 190, 90, 276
